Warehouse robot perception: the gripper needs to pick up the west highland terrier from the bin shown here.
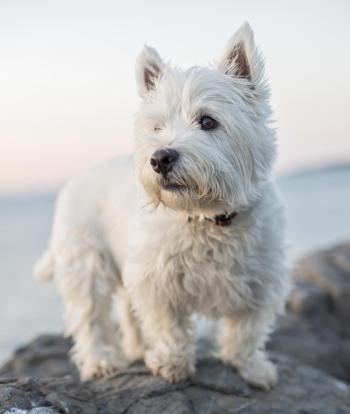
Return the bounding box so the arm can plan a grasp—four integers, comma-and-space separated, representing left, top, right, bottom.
35, 22, 289, 390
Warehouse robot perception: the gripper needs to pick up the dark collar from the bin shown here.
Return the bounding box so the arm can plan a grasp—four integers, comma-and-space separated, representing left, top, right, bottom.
188, 211, 238, 227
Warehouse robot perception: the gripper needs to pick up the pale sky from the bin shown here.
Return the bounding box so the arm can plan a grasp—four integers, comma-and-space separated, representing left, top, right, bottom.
1, 0, 350, 194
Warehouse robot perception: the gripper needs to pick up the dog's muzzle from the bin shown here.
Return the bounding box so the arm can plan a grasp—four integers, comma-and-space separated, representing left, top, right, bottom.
150, 148, 179, 176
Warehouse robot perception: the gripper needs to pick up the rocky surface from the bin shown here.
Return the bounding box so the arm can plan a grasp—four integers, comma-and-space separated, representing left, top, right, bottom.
1, 335, 350, 414
269, 241, 350, 383
1, 241, 350, 413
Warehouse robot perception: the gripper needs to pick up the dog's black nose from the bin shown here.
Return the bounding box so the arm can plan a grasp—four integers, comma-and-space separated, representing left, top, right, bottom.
150, 148, 179, 175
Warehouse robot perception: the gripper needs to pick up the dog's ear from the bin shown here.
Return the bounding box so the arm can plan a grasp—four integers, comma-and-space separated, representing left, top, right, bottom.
136, 45, 165, 97
217, 22, 264, 83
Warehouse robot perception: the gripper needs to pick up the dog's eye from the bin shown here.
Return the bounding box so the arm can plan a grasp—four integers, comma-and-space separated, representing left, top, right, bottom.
154, 125, 162, 132
199, 116, 218, 131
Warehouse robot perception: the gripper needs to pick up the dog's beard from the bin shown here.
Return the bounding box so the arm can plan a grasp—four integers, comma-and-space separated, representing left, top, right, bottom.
139, 170, 197, 211
159, 176, 191, 193
138, 158, 234, 214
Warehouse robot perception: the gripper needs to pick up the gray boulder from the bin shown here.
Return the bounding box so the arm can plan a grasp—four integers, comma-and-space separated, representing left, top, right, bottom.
269, 241, 350, 382
1, 335, 350, 414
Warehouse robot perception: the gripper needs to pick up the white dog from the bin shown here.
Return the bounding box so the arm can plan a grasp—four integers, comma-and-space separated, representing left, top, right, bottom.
35, 23, 289, 390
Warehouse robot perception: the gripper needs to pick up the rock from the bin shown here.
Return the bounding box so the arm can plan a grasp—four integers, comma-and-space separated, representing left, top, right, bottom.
269, 241, 350, 383
1, 335, 350, 414
292, 241, 350, 322
0, 336, 77, 380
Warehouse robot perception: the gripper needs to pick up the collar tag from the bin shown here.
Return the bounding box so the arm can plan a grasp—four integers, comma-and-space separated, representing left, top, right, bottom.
214, 212, 237, 227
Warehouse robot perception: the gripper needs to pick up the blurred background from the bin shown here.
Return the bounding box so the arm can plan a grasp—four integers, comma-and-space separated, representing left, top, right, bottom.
1, 0, 349, 363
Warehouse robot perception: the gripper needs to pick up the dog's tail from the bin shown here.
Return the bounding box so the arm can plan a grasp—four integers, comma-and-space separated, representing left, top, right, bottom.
34, 250, 54, 282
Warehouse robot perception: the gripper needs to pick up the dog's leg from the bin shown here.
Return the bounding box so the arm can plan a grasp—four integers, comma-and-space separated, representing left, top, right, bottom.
55, 239, 120, 380
217, 310, 277, 390
141, 306, 195, 383
123, 260, 195, 383
117, 289, 145, 363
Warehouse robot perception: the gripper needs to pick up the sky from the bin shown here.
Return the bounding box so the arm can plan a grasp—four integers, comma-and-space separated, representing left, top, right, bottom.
1, 0, 350, 194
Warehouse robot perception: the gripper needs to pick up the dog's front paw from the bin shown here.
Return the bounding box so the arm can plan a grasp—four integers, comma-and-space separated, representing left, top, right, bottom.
73, 353, 127, 381
145, 350, 195, 383
236, 352, 278, 390
79, 359, 122, 381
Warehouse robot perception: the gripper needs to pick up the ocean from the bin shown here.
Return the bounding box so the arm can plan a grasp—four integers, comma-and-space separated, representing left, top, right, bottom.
1, 165, 350, 363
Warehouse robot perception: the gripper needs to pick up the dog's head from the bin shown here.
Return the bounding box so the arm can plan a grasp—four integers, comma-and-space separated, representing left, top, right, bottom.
134, 23, 276, 215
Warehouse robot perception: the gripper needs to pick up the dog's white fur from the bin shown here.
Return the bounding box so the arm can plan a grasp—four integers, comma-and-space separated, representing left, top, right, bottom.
35, 23, 289, 389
